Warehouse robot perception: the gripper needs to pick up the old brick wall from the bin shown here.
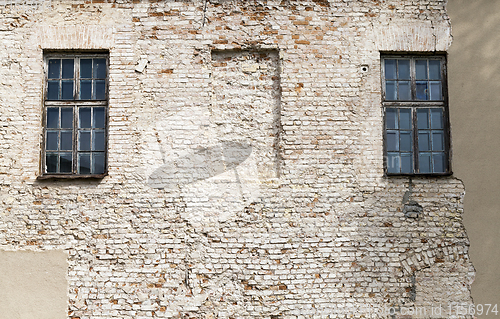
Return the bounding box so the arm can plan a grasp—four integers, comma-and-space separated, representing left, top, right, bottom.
0, 0, 473, 318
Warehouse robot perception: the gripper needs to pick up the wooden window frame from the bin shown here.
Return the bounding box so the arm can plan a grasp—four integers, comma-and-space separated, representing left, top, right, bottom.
39, 52, 109, 179
381, 53, 452, 176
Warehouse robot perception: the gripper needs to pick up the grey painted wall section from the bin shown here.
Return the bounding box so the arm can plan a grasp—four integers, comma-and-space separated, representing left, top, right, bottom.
448, 0, 500, 314
0, 250, 68, 319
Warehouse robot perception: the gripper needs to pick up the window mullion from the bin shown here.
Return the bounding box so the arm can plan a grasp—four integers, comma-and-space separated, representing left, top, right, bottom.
412, 107, 419, 173
410, 57, 416, 101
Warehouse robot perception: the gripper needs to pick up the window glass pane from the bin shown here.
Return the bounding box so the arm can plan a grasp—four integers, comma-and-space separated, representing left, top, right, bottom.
80, 59, 92, 78
419, 153, 432, 173
398, 60, 410, 80
401, 154, 413, 174
46, 154, 58, 173
417, 109, 429, 129
46, 131, 58, 151
400, 132, 412, 152
60, 131, 72, 151
429, 81, 442, 100
93, 59, 106, 78
93, 153, 105, 174
429, 60, 441, 80
61, 108, 73, 128
387, 131, 398, 151
79, 108, 91, 128
47, 81, 59, 100
79, 154, 91, 174
78, 131, 91, 151
80, 80, 92, 100
94, 80, 106, 100
46, 108, 59, 128
399, 109, 411, 130
398, 81, 410, 100
432, 131, 444, 151
430, 109, 443, 129
385, 81, 397, 100
418, 131, 431, 151
386, 108, 397, 129
93, 107, 105, 128
416, 60, 427, 80
48, 59, 60, 79
93, 131, 105, 151
387, 153, 400, 173
433, 152, 446, 173
61, 80, 74, 100
60, 153, 72, 173
61, 59, 74, 79
385, 59, 397, 80
416, 81, 428, 100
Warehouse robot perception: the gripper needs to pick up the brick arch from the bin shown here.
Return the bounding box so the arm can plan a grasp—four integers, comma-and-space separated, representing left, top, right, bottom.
400, 243, 469, 275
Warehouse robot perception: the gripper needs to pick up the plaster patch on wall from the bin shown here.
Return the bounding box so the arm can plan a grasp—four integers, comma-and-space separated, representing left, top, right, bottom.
0, 250, 68, 319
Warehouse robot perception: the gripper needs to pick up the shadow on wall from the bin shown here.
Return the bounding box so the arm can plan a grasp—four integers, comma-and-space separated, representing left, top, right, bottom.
147, 141, 252, 189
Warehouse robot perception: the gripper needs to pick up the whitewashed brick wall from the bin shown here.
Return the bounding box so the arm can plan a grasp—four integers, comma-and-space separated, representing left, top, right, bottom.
0, 1, 473, 318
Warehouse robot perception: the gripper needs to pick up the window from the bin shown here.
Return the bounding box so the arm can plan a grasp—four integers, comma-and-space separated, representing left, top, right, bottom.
382, 55, 450, 175
42, 53, 108, 177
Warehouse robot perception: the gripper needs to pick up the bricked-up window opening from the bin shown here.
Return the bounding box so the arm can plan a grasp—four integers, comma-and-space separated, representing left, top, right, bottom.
382, 55, 450, 175
42, 53, 108, 177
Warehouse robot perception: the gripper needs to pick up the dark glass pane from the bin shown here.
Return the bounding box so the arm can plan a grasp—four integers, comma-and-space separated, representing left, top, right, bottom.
93, 131, 105, 151
60, 153, 72, 173
79, 108, 91, 128
385, 81, 397, 100
387, 131, 398, 151
81, 59, 92, 78
385, 59, 397, 80
93, 107, 105, 128
387, 153, 400, 173
416, 81, 428, 100
401, 154, 413, 174
416, 60, 427, 80
79, 153, 91, 174
432, 131, 444, 150
433, 153, 446, 173
429, 60, 441, 80
419, 153, 431, 173
80, 80, 92, 100
94, 80, 106, 100
430, 109, 443, 129
79, 131, 91, 151
429, 81, 442, 100
93, 59, 106, 78
46, 131, 58, 150
46, 108, 59, 128
417, 109, 429, 129
46, 154, 58, 173
47, 81, 60, 100
399, 109, 411, 130
400, 132, 412, 152
93, 153, 105, 174
61, 108, 73, 128
398, 60, 410, 80
48, 59, 60, 79
61, 59, 74, 79
61, 80, 74, 100
418, 131, 431, 151
398, 81, 410, 100
60, 131, 72, 151
386, 109, 397, 129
